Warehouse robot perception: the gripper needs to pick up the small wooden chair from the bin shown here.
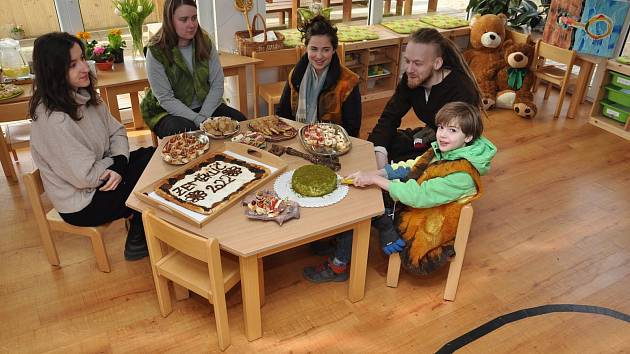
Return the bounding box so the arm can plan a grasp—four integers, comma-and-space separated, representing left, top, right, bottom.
532, 40, 577, 118
142, 209, 240, 351
252, 47, 301, 117
386, 204, 474, 301
23, 169, 112, 272
2, 120, 31, 161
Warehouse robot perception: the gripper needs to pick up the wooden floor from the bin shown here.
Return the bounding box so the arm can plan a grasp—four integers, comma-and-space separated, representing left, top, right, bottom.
1, 91, 629, 353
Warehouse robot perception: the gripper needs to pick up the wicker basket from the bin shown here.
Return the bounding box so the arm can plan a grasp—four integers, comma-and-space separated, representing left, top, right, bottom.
235, 13, 285, 57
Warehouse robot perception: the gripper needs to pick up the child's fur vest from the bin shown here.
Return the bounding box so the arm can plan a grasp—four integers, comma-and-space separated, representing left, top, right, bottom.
397, 149, 483, 275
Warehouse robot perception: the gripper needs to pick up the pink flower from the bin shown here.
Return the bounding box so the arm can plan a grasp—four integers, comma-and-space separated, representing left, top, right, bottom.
93, 46, 105, 56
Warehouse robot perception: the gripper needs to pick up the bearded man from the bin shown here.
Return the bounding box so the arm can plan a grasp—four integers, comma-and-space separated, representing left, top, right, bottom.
368, 28, 482, 167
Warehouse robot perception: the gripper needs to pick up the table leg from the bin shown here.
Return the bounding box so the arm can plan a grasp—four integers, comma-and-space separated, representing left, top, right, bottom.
258, 258, 265, 306
349, 219, 371, 302
129, 92, 145, 129
0, 132, 17, 181
103, 89, 122, 122
343, 0, 352, 23
567, 60, 593, 119
237, 66, 249, 118
240, 255, 262, 341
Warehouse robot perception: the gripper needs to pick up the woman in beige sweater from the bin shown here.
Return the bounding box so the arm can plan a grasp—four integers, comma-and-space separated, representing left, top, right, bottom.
29, 32, 154, 261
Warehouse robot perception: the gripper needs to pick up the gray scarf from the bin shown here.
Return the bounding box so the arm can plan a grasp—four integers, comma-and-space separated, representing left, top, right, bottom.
296, 63, 329, 124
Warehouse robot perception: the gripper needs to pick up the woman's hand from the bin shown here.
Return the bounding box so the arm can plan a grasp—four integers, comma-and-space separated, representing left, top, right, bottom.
98, 169, 122, 191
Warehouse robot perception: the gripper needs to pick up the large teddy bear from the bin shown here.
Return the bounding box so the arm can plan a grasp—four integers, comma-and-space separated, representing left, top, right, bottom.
496, 41, 538, 118
463, 14, 508, 110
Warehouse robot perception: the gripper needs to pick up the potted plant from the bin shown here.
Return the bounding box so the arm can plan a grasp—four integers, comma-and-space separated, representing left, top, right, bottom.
112, 0, 155, 61
108, 28, 126, 63
466, 0, 549, 30
92, 44, 114, 70
9, 24, 25, 40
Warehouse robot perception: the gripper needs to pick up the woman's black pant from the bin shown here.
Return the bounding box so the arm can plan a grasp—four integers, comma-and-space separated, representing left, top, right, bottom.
153, 103, 247, 138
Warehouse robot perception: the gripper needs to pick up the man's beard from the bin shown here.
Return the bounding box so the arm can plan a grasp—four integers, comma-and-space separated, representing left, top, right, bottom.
406, 76, 422, 89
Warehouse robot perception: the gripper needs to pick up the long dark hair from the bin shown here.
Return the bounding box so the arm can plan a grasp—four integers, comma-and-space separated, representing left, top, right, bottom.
299, 15, 338, 50
29, 32, 99, 121
409, 28, 482, 108
148, 0, 211, 64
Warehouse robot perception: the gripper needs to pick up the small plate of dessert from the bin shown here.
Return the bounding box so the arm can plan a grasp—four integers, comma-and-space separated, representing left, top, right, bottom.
273, 164, 349, 207
242, 190, 300, 225
161, 131, 210, 165
200, 116, 240, 138
298, 123, 352, 156
231, 131, 267, 149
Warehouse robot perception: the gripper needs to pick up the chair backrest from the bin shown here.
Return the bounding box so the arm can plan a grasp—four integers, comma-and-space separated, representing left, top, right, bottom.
252, 47, 301, 70
142, 209, 216, 264
506, 28, 531, 45
0, 100, 29, 121
534, 39, 576, 68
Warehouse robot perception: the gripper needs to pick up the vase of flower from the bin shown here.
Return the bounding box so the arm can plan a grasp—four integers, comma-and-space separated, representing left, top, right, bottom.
113, 0, 155, 61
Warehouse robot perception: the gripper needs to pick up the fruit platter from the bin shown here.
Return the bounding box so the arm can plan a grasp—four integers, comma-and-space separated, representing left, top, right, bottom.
298, 123, 352, 156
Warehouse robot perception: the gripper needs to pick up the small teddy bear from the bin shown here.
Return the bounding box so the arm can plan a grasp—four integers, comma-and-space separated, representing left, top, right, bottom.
496, 40, 538, 119
463, 14, 508, 111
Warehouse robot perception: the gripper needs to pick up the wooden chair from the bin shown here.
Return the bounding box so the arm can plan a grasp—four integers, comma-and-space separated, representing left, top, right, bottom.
2, 120, 30, 161
142, 209, 240, 351
386, 204, 473, 302
252, 47, 301, 117
23, 169, 113, 272
532, 40, 577, 118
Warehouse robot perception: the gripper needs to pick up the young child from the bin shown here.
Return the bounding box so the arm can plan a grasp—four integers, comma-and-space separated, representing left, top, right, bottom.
303, 102, 497, 281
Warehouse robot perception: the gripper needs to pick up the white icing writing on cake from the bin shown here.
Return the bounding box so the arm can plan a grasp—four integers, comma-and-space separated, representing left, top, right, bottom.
169, 160, 257, 209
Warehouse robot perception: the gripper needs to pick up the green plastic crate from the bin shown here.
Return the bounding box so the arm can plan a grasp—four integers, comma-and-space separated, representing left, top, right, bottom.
600, 99, 629, 124
605, 84, 630, 106
610, 71, 630, 90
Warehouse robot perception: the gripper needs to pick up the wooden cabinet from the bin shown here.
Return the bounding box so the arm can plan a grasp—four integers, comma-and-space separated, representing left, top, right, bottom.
589, 60, 630, 141
342, 25, 402, 102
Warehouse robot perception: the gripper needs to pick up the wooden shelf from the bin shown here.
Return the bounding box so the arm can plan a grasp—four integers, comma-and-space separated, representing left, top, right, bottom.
589, 115, 630, 141
588, 59, 630, 141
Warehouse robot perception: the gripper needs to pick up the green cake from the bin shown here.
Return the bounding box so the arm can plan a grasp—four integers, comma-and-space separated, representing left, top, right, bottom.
291, 165, 337, 197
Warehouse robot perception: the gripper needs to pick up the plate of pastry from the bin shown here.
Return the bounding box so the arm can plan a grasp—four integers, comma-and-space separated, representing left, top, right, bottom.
273, 164, 348, 208
161, 131, 210, 165
248, 116, 298, 142
200, 116, 240, 138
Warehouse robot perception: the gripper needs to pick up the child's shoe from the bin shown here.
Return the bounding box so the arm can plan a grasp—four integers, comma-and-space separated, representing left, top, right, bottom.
303, 258, 349, 283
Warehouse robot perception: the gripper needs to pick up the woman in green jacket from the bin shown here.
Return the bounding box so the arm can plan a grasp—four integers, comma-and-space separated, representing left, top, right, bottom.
142, 0, 246, 138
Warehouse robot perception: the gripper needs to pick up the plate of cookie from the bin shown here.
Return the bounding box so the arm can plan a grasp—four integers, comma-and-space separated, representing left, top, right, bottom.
0, 83, 24, 101
248, 116, 298, 142
161, 131, 211, 165
200, 116, 241, 138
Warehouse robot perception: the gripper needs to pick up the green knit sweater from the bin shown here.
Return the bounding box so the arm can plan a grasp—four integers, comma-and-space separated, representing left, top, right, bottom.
141, 35, 213, 129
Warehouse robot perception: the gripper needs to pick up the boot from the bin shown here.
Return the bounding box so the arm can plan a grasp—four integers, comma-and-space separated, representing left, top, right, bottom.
372, 209, 402, 249
124, 215, 148, 261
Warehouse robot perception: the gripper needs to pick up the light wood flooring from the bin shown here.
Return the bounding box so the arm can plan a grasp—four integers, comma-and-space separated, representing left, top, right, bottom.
1, 91, 629, 353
